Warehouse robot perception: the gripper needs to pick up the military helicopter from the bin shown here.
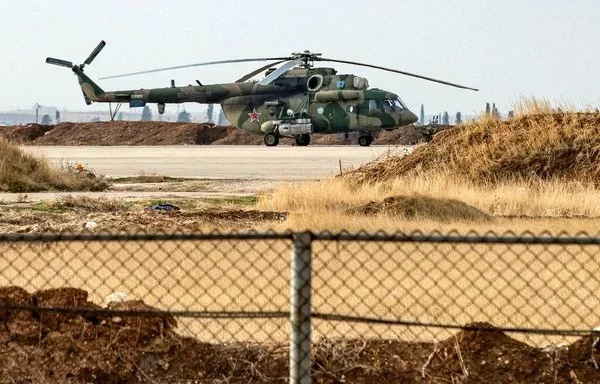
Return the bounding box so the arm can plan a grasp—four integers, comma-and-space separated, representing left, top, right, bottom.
46, 40, 478, 147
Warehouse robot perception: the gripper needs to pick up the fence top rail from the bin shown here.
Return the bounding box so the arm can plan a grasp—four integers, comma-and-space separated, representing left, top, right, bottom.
1, 230, 600, 245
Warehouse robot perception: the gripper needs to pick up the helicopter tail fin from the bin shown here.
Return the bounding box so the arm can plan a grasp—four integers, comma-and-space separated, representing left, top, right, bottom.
72, 66, 106, 105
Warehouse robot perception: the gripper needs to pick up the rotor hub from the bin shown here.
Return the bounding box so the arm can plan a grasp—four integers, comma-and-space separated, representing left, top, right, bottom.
291, 50, 322, 68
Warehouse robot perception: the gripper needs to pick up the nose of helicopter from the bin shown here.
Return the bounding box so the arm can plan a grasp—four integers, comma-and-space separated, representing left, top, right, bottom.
401, 109, 419, 126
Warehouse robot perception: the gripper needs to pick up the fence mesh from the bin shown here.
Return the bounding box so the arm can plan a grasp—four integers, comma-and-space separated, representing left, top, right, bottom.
311, 234, 600, 345
1, 231, 599, 381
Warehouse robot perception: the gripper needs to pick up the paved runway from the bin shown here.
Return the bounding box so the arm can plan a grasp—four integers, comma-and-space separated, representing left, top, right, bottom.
21, 145, 412, 179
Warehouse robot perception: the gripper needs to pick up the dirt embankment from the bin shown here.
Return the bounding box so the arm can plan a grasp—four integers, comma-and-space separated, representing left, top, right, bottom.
0, 121, 435, 146
345, 112, 600, 185
1, 286, 599, 383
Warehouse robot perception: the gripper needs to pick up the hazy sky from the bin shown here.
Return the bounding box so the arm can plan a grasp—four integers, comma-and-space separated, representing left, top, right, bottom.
1, 0, 598, 116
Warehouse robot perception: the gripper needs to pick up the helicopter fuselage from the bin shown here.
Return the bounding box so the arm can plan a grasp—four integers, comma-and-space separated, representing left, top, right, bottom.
76, 66, 417, 145
48, 41, 475, 146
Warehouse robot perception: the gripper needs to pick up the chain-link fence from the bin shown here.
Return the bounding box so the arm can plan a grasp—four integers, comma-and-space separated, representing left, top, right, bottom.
1, 231, 599, 383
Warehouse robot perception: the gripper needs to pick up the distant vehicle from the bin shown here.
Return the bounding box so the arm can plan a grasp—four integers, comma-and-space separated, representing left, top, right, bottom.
47, 41, 478, 147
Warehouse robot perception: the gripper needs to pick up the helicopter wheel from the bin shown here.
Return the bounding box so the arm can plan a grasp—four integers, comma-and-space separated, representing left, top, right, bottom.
358, 134, 372, 147
295, 134, 311, 146
264, 132, 279, 147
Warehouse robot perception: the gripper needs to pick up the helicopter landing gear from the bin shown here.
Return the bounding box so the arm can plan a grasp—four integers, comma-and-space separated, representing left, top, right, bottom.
358, 134, 373, 147
264, 132, 279, 147
295, 134, 311, 146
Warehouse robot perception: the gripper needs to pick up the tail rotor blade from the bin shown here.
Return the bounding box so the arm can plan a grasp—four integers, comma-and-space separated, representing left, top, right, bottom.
84, 40, 106, 66
46, 57, 73, 68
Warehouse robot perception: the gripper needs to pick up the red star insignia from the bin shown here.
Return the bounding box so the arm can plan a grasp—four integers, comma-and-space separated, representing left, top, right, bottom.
248, 108, 261, 122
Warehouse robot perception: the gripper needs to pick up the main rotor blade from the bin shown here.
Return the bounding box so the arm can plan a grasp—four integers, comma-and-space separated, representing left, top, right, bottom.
84, 40, 106, 66
235, 60, 286, 83
46, 57, 73, 68
318, 57, 479, 91
100, 57, 289, 80
258, 60, 302, 86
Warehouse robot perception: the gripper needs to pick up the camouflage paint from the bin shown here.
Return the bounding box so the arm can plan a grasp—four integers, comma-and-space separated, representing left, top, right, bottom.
71, 65, 418, 136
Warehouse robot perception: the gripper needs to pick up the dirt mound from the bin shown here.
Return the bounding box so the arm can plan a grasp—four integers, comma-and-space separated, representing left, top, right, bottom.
347, 194, 491, 221
345, 112, 600, 185
1, 288, 599, 383
0, 137, 108, 192
0, 121, 429, 146
32, 121, 232, 145
0, 123, 53, 143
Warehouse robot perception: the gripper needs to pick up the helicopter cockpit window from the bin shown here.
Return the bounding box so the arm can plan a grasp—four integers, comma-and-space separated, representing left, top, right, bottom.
391, 98, 407, 109
382, 99, 395, 113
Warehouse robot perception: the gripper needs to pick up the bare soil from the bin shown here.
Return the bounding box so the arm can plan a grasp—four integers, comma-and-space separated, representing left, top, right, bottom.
1, 287, 599, 383
0, 195, 284, 233
0, 121, 433, 146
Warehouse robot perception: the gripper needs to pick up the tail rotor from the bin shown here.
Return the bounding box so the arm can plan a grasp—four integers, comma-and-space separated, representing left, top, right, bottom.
45, 40, 106, 72
46, 40, 107, 105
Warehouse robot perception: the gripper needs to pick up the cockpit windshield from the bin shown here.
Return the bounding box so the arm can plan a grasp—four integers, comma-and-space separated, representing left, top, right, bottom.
391, 98, 407, 109
380, 98, 407, 113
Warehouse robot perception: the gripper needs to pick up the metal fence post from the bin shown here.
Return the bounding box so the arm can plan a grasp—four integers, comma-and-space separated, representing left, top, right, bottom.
290, 232, 312, 384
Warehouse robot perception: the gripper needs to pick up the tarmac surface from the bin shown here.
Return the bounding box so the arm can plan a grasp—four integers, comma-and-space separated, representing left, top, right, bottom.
0, 145, 412, 203
20, 145, 411, 179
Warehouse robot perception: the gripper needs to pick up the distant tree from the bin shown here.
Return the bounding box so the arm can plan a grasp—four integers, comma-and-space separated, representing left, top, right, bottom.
492, 103, 500, 119
91, 116, 101, 122
177, 110, 191, 122
508, 110, 514, 119
55, 110, 61, 124
485, 102, 491, 115
207, 104, 214, 123
40, 114, 52, 125
141, 106, 152, 121
117, 112, 124, 121
455, 111, 462, 125
419, 104, 425, 126
442, 111, 449, 125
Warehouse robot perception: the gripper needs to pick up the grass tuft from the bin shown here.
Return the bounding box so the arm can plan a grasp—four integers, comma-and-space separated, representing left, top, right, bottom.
0, 137, 108, 192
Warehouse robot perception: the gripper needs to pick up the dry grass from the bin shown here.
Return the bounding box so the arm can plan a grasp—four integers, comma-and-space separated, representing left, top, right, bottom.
258, 174, 600, 226
0, 137, 108, 192
258, 100, 600, 230
345, 103, 600, 185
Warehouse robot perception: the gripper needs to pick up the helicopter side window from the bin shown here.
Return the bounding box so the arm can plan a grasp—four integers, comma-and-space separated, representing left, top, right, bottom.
368, 100, 381, 114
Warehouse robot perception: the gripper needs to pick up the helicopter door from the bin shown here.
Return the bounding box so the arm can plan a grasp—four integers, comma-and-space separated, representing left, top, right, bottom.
355, 100, 383, 129
345, 104, 358, 131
